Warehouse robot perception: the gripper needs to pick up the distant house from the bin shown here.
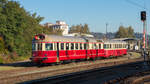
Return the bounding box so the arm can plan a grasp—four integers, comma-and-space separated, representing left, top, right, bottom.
43, 21, 69, 35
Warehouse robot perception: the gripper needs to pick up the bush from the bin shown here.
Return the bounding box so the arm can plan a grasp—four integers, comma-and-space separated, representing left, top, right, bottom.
0, 56, 4, 64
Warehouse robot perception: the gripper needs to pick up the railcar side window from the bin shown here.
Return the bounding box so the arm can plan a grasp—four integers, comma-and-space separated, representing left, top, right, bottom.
75, 43, 78, 50
66, 43, 69, 50
84, 43, 86, 49
99, 44, 101, 49
32, 43, 36, 51
94, 44, 96, 49
80, 43, 82, 50
71, 43, 74, 50
38, 43, 42, 50
45, 43, 53, 50
61, 43, 64, 50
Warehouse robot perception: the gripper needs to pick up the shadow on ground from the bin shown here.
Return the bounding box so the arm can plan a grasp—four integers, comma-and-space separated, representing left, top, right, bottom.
0, 61, 37, 67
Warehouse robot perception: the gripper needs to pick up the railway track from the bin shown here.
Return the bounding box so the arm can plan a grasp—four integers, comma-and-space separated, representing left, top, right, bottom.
20, 60, 149, 84
0, 56, 143, 84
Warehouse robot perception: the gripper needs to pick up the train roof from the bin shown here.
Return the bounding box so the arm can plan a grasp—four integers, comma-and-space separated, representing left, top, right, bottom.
43, 35, 86, 42
33, 34, 125, 44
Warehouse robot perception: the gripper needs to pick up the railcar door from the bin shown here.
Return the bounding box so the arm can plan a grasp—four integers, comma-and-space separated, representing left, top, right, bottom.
65, 43, 70, 60
56, 42, 60, 62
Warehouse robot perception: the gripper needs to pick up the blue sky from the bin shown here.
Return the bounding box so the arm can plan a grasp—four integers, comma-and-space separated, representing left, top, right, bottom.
14, 0, 150, 33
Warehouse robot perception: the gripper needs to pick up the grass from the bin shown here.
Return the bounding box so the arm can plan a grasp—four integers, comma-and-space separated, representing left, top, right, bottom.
0, 66, 23, 71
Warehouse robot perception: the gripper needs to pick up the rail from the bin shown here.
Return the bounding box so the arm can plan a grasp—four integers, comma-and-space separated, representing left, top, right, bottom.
21, 61, 149, 84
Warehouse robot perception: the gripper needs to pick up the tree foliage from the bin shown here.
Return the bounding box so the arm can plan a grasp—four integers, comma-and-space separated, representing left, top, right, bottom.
0, 0, 60, 61
69, 24, 90, 34
115, 26, 135, 38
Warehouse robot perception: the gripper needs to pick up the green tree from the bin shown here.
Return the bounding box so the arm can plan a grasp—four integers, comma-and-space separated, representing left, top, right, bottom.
0, 0, 47, 59
115, 26, 135, 38
69, 24, 90, 34
127, 26, 135, 38
82, 24, 90, 34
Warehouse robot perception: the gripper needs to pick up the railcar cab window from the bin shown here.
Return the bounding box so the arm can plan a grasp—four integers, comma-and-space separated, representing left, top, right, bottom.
38, 43, 42, 51
32, 43, 36, 51
45, 43, 53, 50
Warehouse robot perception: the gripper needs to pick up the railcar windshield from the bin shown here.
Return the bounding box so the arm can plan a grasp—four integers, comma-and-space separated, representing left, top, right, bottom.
45, 43, 53, 50
37, 43, 42, 51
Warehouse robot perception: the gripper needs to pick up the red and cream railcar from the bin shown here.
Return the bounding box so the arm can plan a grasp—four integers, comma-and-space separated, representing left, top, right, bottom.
30, 34, 127, 64
103, 40, 127, 57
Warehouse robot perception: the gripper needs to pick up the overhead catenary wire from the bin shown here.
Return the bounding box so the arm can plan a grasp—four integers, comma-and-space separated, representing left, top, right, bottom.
125, 0, 146, 9
125, 0, 150, 13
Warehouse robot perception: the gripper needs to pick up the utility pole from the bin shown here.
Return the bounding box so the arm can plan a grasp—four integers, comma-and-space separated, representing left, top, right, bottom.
106, 23, 108, 39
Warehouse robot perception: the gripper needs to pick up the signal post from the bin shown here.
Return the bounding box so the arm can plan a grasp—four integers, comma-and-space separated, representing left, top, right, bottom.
141, 11, 149, 65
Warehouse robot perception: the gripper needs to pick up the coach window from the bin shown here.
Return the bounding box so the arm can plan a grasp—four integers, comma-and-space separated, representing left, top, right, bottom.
71, 43, 74, 50
66, 43, 69, 50
45, 43, 53, 50
75, 43, 78, 50
80, 43, 82, 50
61, 43, 64, 50
110, 44, 112, 49
106, 44, 108, 49
104, 44, 106, 49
